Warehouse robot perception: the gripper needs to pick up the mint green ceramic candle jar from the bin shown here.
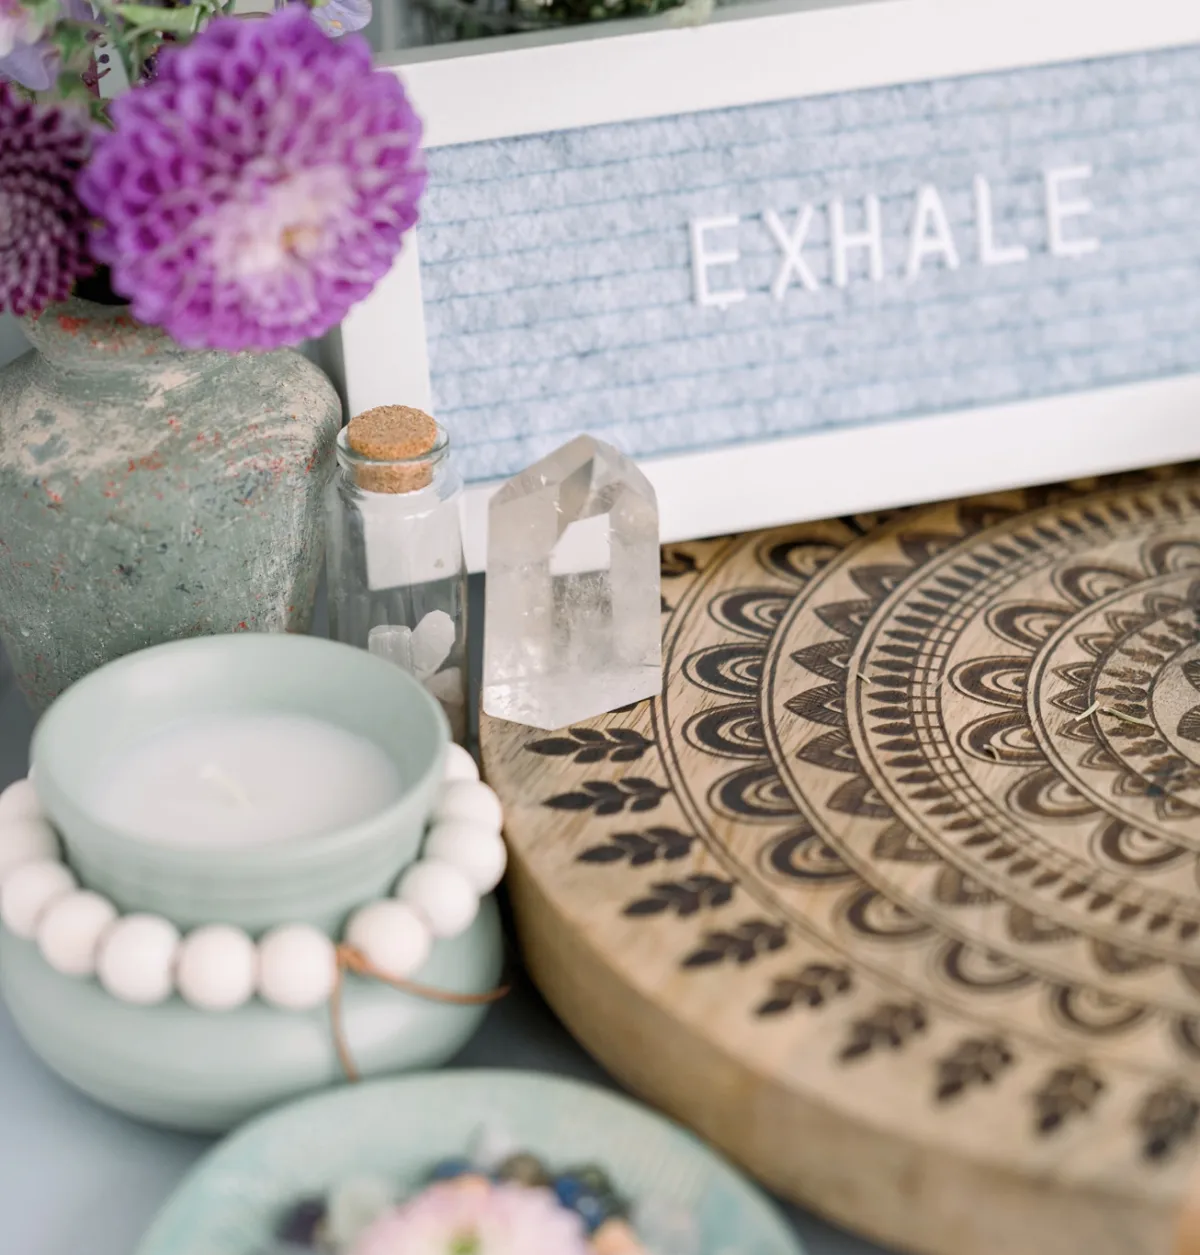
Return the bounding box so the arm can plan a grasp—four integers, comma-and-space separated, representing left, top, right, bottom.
0, 635, 504, 1132
31, 635, 448, 932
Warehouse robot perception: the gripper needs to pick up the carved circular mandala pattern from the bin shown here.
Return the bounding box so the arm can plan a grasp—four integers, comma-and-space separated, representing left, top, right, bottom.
483, 476, 1200, 1255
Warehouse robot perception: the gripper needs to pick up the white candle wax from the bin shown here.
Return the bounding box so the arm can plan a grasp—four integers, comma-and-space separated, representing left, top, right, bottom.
91, 713, 404, 847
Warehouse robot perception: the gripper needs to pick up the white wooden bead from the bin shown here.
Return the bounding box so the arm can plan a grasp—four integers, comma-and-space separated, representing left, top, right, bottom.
97, 914, 180, 1005
257, 924, 337, 1011
442, 742, 480, 784
36, 890, 117, 977
434, 780, 503, 832
177, 924, 257, 1012
424, 820, 507, 894
0, 817, 60, 881
397, 858, 479, 939
0, 859, 76, 940
0, 778, 42, 824
345, 900, 431, 980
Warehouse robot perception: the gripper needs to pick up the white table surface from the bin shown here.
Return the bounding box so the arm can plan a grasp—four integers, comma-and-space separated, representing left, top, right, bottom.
0, 588, 886, 1255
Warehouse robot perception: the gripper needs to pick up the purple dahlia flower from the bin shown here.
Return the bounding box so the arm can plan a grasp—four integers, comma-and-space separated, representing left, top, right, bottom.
0, 82, 93, 315
78, 5, 426, 351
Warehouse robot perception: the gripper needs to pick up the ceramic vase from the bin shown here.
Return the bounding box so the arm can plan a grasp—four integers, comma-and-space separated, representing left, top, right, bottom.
0, 299, 342, 713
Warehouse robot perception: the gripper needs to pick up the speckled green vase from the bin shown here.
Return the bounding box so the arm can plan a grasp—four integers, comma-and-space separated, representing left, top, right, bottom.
0, 298, 342, 712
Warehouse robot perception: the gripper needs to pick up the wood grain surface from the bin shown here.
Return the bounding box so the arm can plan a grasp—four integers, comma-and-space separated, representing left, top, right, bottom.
482, 470, 1200, 1255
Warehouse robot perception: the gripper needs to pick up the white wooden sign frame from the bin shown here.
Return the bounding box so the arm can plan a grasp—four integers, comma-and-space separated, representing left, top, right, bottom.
342, 0, 1200, 571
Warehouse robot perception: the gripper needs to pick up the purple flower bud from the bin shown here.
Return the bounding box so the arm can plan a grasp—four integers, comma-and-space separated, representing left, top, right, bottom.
0, 38, 55, 89
0, 0, 56, 89
276, 0, 373, 37
310, 0, 373, 36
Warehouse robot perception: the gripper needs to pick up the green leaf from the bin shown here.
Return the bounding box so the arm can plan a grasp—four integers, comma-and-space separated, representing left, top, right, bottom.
27, 0, 61, 26
110, 3, 203, 33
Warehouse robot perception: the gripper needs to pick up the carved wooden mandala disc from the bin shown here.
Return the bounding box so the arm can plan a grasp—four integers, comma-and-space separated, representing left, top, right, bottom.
481, 472, 1200, 1255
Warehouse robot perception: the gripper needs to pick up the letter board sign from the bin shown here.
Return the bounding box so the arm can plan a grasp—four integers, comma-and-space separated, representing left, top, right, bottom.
342, 0, 1200, 568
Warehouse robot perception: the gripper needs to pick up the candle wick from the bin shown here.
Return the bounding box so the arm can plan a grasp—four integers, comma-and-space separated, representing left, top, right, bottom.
198, 762, 253, 808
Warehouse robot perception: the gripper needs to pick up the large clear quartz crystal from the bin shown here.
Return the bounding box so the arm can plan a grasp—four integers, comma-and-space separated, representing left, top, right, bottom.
483, 435, 662, 730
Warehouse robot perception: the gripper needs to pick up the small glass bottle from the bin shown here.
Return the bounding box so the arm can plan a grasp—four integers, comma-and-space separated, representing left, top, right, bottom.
325, 406, 468, 742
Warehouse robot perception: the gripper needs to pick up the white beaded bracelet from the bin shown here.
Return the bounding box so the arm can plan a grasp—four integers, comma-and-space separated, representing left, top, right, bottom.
0, 742, 507, 1013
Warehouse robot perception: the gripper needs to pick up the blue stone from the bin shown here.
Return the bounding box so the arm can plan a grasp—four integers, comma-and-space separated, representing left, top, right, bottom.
428, 1157, 473, 1181
553, 1176, 620, 1234
570, 1164, 616, 1195
274, 1198, 325, 1247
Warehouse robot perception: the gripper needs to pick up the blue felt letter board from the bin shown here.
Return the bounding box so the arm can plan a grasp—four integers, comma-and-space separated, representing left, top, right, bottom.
414, 45, 1200, 486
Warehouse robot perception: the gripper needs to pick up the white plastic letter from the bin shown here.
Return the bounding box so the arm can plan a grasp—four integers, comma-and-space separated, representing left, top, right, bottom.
763, 206, 819, 301
829, 195, 884, 288
689, 216, 746, 309
1045, 165, 1100, 259
905, 184, 961, 280
974, 174, 1028, 267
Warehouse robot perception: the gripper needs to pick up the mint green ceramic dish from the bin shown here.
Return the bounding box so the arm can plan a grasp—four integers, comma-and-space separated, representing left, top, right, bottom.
31, 634, 449, 931
135, 1070, 805, 1255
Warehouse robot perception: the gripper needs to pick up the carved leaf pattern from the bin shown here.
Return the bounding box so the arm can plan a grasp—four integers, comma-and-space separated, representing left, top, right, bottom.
623, 875, 735, 917
577, 828, 695, 866
935, 1035, 1015, 1102
528, 727, 652, 764
544, 778, 667, 816
757, 964, 853, 1016
1033, 1064, 1105, 1135
839, 1002, 928, 1061
682, 919, 788, 968
1139, 1085, 1200, 1161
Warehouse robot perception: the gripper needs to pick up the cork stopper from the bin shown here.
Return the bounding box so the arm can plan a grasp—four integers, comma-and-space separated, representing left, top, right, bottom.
346, 405, 439, 493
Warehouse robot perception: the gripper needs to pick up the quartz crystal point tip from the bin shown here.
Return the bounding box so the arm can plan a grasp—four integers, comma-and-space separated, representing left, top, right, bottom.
482, 435, 662, 730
